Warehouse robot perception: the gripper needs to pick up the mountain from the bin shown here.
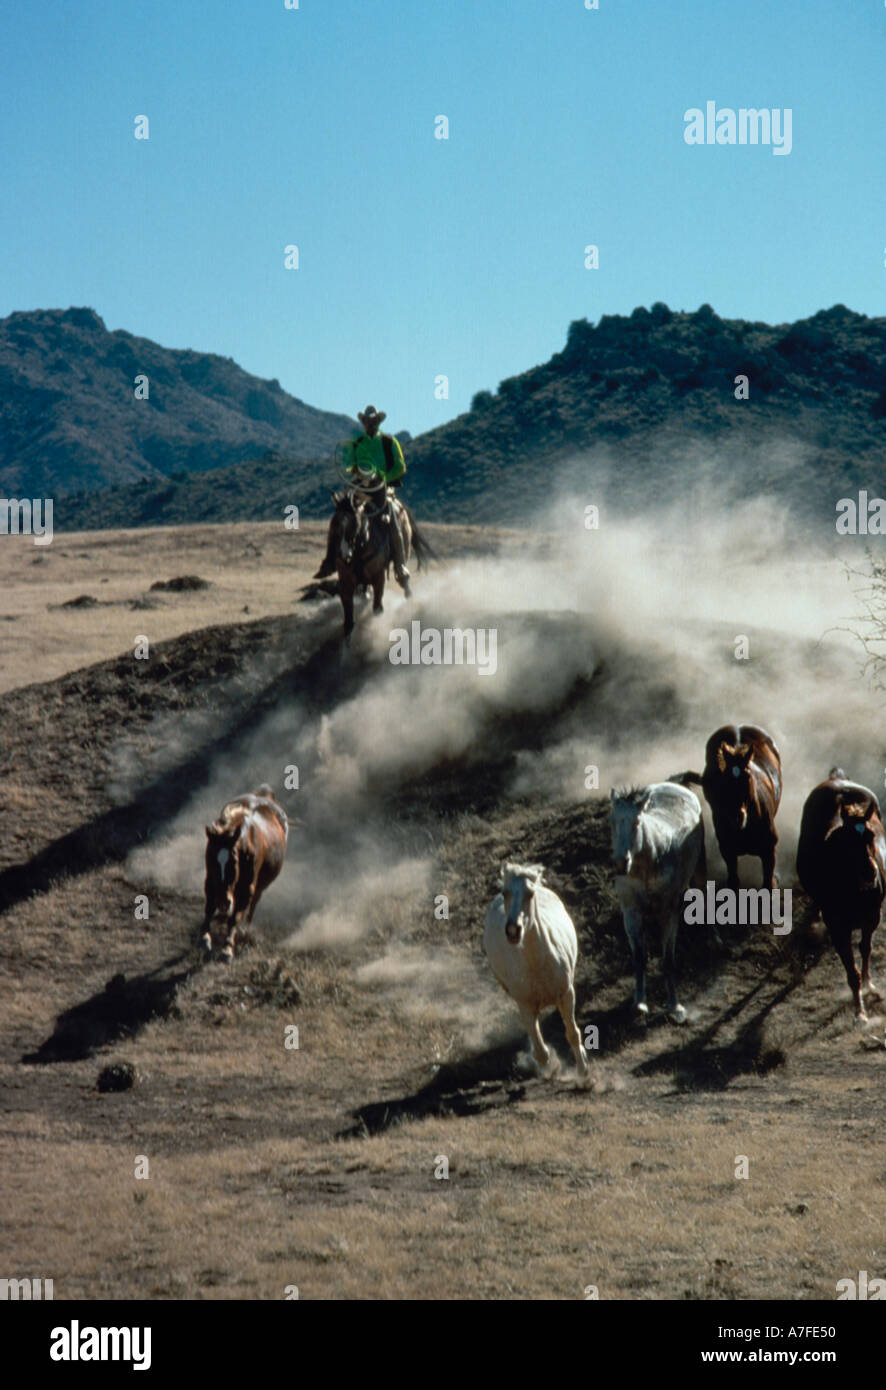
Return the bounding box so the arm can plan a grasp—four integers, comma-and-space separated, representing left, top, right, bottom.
0, 307, 355, 497
15, 302, 886, 532
400, 300, 886, 529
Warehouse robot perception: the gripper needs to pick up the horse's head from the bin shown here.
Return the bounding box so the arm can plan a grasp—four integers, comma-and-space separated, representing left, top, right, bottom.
838, 799, 883, 884
332, 491, 365, 564
205, 819, 243, 917
499, 862, 544, 944
715, 742, 755, 829
610, 786, 651, 877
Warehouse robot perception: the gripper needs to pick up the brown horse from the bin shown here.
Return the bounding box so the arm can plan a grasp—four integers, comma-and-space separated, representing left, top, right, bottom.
201, 784, 288, 963
330, 487, 432, 638
797, 769, 886, 1020
677, 724, 782, 889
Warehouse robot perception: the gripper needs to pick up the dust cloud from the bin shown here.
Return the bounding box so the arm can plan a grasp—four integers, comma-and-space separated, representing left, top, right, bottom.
122, 474, 885, 1041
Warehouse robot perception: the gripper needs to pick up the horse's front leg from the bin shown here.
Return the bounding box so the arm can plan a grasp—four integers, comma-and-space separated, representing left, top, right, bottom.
371, 567, 385, 615
200, 880, 216, 956
723, 847, 740, 892
213, 852, 258, 964
557, 985, 590, 1076
337, 568, 356, 637
662, 904, 687, 1024
861, 922, 881, 1002
831, 925, 866, 1020
221, 889, 254, 964
622, 906, 648, 1020
199, 913, 214, 958
517, 1002, 554, 1075
219, 919, 237, 965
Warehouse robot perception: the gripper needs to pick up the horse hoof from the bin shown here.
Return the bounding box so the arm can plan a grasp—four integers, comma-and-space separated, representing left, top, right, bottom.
533, 1052, 556, 1078
200, 933, 212, 958
864, 984, 883, 1003
854, 1010, 869, 1027
220, 947, 234, 966
632, 1004, 649, 1027
669, 1005, 688, 1026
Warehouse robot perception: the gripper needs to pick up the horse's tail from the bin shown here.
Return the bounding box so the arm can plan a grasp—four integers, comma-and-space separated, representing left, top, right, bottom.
668, 769, 704, 788
404, 506, 437, 569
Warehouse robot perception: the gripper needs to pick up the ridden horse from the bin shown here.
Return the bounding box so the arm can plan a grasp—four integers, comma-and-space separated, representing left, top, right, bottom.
201, 784, 289, 963
483, 863, 590, 1077
797, 769, 886, 1021
610, 782, 707, 1024
330, 486, 432, 639
679, 724, 782, 890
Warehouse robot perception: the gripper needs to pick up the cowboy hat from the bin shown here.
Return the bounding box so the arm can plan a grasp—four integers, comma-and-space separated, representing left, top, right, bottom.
357, 404, 386, 427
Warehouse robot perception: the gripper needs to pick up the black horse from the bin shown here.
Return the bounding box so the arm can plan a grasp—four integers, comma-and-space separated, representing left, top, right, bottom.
328, 486, 433, 638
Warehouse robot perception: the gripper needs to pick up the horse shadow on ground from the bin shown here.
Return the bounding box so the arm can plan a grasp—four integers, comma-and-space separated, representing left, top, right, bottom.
631, 936, 832, 1092
343, 931, 832, 1135
342, 1036, 531, 1137
342, 987, 654, 1138
21, 951, 195, 1064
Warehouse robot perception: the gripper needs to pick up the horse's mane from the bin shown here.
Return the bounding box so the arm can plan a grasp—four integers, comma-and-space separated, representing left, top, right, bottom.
611, 785, 648, 807
209, 804, 249, 837
209, 789, 287, 838
500, 861, 545, 887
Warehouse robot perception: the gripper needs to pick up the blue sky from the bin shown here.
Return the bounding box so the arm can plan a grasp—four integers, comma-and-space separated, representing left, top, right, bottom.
2, 0, 885, 438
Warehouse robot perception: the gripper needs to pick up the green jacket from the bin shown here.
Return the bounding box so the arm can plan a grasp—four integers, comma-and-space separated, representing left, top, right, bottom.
342, 432, 406, 484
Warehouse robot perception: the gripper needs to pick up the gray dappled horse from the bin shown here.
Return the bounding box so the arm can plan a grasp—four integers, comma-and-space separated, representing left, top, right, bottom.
610, 781, 707, 1024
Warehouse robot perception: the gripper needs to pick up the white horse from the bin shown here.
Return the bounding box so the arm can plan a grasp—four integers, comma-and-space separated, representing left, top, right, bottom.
610, 782, 706, 1024
483, 862, 589, 1077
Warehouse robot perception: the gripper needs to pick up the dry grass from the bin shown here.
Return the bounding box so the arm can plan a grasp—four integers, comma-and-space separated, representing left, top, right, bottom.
0, 519, 499, 695
0, 521, 331, 694
5, 1018, 884, 1301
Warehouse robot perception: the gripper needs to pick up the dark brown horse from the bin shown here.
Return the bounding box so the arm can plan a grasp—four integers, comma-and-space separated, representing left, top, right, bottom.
677, 724, 782, 889
797, 769, 886, 1020
330, 487, 432, 638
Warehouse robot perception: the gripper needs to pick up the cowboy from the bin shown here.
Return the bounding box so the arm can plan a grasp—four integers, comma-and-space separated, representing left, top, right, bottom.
314, 405, 411, 592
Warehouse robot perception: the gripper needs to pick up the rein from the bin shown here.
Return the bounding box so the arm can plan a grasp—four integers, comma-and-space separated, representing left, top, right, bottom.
337, 485, 391, 569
